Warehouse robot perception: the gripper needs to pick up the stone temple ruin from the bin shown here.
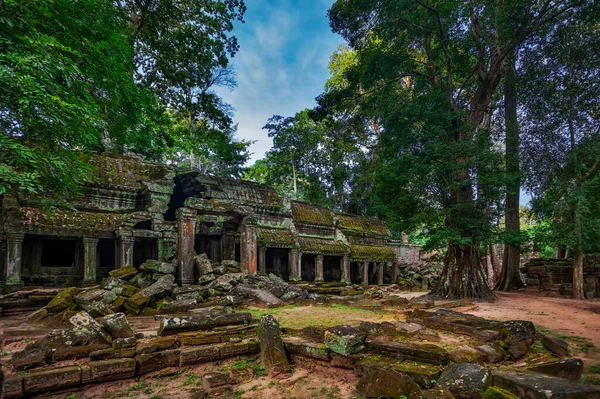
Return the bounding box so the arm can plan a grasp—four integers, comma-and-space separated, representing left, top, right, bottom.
0, 153, 420, 294
2, 154, 600, 399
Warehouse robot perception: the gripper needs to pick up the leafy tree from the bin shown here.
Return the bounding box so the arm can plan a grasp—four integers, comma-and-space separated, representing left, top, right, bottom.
521, 6, 600, 299
329, 0, 585, 298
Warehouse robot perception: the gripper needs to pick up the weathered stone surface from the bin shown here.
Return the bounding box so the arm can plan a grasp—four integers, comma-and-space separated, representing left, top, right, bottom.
366, 339, 449, 365
198, 273, 216, 284
81, 358, 136, 383
89, 347, 136, 360
527, 358, 584, 381
52, 343, 109, 361
356, 368, 422, 399
140, 259, 176, 274
109, 266, 138, 280
2, 375, 23, 399
102, 312, 134, 339
493, 370, 600, 399
188, 305, 232, 314
476, 344, 506, 363
324, 325, 366, 356
136, 341, 158, 354
203, 372, 234, 390
112, 336, 137, 349
542, 335, 569, 356
137, 349, 181, 374
74, 289, 116, 317
27, 307, 49, 322
151, 336, 179, 350
125, 274, 174, 313
396, 321, 424, 336
70, 311, 112, 344
258, 314, 291, 376
282, 336, 331, 361
11, 348, 47, 369
23, 365, 81, 394
195, 254, 214, 276
157, 312, 252, 335
437, 363, 491, 399
130, 272, 153, 289
393, 361, 442, 389
219, 340, 260, 358
158, 299, 199, 313
422, 388, 457, 399
232, 285, 282, 307
180, 345, 221, 366
45, 287, 78, 313
481, 387, 519, 399
209, 274, 245, 292
331, 353, 363, 369
503, 320, 536, 360
450, 345, 487, 364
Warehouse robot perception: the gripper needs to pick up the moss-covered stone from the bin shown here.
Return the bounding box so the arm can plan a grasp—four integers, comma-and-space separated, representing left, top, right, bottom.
45, 287, 78, 314
482, 387, 520, 399
109, 266, 138, 281
324, 325, 366, 356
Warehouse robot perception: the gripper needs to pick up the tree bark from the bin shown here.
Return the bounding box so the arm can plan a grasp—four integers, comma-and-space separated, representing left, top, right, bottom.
573, 243, 585, 299
497, 53, 525, 291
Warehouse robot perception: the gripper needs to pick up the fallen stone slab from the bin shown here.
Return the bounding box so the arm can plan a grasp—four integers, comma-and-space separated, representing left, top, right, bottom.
218, 340, 260, 359
542, 335, 569, 356
450, 345, 487, 364
366, 339, 449, 365
188, 305, 233, 315
140, 259, 176, 274
23, 365, 82, 394
437, 363, 491, 399
282, 336, 331, 361
81, 358, 136, 383
70, 311, 113, 344
157, 312, 253, 336
258, 314, 291, 376
203, 372, 234, 391
324, 325, 367, 356
481, 387, 519, 398
354, 355, 441, 389
232, 285, 282, 306
52, 343, 109, 362
102, 312, 134, 339
331, 353, 364, 369
158, 299, 200, 314
180, 345, 221, 366
109, 266, 138, 280
179, 324, 257, 345
356, 368, 422, 399
493, 370, 600, 399
476, 344, 506, 363
125, 274, 175, 313
2, 375, 24, 399
137, 349, 181, 374
89, 346, 136, 360
421, 388, 457, 398
44, 287, 79, 313
527, 358, 584, 381
195, 253, 214, 276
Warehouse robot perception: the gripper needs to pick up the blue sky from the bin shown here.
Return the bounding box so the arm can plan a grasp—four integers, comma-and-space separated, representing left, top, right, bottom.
218, 0, 341, 163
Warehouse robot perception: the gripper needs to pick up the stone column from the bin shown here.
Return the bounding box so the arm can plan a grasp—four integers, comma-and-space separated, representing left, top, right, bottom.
315, 254, 324, 282
288, 248, 300, 280
82, 237, 98, 284
177, 208, 196, 285
377, 262, 384, 286
118, 236, 134, 269
362, 261, 370, 287
240, 218, 258, 274
390, 262, 398, 284
5, 233, 24, 288
258, 247, 267, 274
342, 255, 351, 284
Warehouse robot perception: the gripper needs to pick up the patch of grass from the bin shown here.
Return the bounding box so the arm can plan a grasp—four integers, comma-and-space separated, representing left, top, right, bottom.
580, 377, 600, 386
580, 343, 595, 353
589, 365, 600, 374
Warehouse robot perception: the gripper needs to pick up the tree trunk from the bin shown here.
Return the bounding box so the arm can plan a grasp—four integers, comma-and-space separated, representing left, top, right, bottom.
489, 244, 501, 287
431, 241, 494, 299
573, 243, 585, 299
497, 53, 525, 291
290, 151, 297, 194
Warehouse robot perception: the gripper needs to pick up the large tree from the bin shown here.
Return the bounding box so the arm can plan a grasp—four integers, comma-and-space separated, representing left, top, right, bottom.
329, 0, 585, 298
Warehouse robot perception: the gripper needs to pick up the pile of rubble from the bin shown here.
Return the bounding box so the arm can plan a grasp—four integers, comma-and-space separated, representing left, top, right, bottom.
32, 254, 310, 322
396, 261, 442, 290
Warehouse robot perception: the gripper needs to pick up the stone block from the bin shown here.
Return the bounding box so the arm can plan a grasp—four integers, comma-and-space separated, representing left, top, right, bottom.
89, 347, 136, 360
2, 375, 24, 399
137, 349, 180, 374
438, 363, 491, 399
70, 311, 113, 344
421, 388, 457, 399
23, 365, 81, 394
44, 287, 78, 314
324, 325, 366, 356
493, 370, 600, 399
52, 343, 109, 362
109, 266, 138, 280
528, 358, 584, 381
450, 345, 487, 364
481, 387, 519, 398
356, 368, 422, 399
542, 335, 569, 356
220, 340, 260, 359
283, 337, 331, 361
258, 314, 291, 376
366, 339, 449, 365
81, 358, 136, 383
11, 349, 46, 370
476, 344, 506, 363
102, 312, 134, 339
331, 353, 363, 369
180, 345, 221, 366
202, 372, 234, 390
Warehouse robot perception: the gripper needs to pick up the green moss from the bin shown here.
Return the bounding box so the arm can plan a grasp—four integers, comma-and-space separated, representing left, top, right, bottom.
482, 387, 519, 399
291, 201, 335, 226
298, 236, 348, 255
257, 226, 297, 247
19, 207, 124, 231
350, 244, 396, 261
337, 213, 390, 238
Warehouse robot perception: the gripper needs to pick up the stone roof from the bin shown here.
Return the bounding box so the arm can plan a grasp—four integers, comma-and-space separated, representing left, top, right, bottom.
91, 153, 171, 189
16, 207, 123, 232
298, 236, 348, 256
337, 213, 391, 238
350, 244, 396, 261
291, 201, 335, 227
256, 226, 297, 248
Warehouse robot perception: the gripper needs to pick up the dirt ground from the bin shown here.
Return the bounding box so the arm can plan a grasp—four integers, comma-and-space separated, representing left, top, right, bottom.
3, 291, 600, 399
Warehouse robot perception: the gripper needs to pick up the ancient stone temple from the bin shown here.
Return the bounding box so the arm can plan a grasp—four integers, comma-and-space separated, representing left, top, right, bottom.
0, 154, 418, 293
